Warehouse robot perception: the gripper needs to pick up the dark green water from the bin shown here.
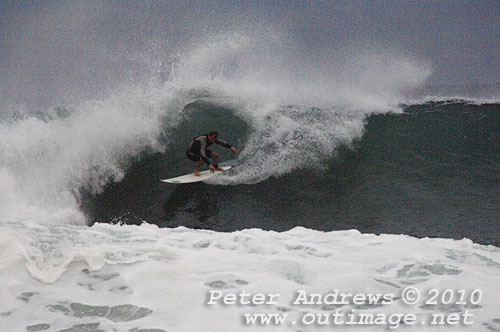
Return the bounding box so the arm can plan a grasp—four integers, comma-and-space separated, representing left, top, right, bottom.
83, 101, 500, 246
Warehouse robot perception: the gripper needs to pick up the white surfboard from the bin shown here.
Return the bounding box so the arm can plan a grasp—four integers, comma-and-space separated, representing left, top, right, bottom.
160, 166, 232, 184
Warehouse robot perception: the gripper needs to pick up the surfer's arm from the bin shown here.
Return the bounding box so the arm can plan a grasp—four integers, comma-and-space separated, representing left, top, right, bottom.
215, 139, 238, 155
215, 139, 231, 148
216, 139, 237, 149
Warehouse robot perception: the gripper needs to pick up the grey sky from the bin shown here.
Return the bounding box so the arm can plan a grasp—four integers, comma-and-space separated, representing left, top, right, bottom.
1, 0, 498, 108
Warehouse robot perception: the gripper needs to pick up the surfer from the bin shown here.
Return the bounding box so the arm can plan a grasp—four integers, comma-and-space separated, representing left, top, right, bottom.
186, 131, 238, 176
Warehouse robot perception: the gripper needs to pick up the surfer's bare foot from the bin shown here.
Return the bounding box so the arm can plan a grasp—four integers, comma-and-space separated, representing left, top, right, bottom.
194, 169, 201, 176
215, 167, 225, 172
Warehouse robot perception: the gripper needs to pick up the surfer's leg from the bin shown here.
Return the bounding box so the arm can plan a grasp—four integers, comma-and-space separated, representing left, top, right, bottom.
211, 152, 224, 171
211, 151, 219, 165
195, 159, 204, 176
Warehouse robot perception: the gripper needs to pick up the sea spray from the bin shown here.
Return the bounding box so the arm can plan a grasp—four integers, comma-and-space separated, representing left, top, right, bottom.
0, 29, 432, 224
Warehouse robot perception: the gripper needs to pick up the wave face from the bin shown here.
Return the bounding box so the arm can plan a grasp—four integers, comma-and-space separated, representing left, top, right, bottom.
1, 29, 499, 247
79, 99, 500, 247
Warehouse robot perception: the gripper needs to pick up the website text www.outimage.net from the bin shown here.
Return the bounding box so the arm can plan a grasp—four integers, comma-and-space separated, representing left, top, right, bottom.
206, 287, 482, 329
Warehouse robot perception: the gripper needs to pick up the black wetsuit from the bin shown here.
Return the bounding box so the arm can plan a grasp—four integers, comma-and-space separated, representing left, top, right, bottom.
186, 135, 233, 166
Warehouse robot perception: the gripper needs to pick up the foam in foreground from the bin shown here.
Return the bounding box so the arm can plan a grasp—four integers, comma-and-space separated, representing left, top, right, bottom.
1, 221, 499, 331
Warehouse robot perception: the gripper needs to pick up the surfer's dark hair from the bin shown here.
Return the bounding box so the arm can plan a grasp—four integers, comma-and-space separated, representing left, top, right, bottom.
209, 131, 219, 137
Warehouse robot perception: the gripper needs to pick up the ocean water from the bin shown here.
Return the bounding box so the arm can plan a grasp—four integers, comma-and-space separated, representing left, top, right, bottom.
1, 31, 500, 331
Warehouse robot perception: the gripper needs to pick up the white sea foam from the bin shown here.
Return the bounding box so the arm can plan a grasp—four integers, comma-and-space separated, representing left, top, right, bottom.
404, 95, 500, 106
1, 221, 499, 331
0, 89, 176, 224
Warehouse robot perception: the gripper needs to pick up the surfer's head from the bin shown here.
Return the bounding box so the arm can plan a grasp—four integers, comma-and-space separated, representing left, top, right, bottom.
208, 131, 219, 142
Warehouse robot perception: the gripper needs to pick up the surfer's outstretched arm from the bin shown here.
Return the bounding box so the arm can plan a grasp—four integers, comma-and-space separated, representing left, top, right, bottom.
215, 138, 238, 155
